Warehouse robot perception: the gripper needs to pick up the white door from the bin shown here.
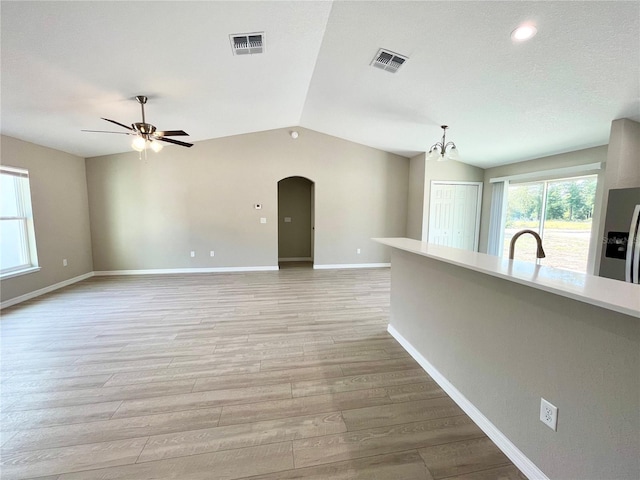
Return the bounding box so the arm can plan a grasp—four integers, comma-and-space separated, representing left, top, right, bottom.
428, 182, 482, 251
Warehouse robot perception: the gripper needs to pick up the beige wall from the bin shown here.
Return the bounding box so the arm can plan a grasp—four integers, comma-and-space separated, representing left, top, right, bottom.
422, 158, 484, 242
278, 176, 312, 259
479, 145, 608, 257
0, 135, 93, 303
603, 118, 640, 190
390, 248, 639, 480
86, 127, 408, 271
405, 153, 425, 240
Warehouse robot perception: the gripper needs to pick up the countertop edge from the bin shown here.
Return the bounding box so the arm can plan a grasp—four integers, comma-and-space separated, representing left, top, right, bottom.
374, 237, 640, 319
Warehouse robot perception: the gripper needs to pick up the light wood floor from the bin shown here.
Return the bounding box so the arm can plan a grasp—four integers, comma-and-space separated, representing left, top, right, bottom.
0, 267, 527, 480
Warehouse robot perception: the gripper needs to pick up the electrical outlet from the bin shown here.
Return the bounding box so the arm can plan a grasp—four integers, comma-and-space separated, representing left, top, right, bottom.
190, 251, 195, 258
357, 248, 361, 254
540, 398, 558, 431
62, 259, 68, 267
210, 251, 215, 257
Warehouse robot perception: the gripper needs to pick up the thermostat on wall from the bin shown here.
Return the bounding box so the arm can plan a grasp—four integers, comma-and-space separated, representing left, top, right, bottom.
254, 204, 262, 210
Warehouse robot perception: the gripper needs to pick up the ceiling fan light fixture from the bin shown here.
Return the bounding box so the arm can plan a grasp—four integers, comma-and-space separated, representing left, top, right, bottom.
150, 140, 163, 153
132, 136, 146, 152
83, 95, 194, 151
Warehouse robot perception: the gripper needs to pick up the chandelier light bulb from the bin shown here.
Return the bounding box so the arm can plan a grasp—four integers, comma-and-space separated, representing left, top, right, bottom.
447, 146, 460, 161
132, 136, 146, 152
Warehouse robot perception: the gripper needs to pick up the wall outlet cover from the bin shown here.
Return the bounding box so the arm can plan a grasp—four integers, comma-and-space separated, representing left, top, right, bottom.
540, 398, 558, 431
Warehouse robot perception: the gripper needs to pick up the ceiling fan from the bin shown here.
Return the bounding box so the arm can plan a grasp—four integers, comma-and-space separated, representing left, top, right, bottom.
82, 95, 193, 152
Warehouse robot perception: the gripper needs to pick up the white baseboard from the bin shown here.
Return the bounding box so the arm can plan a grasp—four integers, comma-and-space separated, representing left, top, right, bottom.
278, 257, 312, 262
93, 266, 279, 276
387, 324, 548, 480
313, 263, 390, 270
1, 272, 94, 310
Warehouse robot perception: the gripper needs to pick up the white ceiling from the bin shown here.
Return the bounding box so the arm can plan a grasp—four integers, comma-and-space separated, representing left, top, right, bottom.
1, 1, 638, 168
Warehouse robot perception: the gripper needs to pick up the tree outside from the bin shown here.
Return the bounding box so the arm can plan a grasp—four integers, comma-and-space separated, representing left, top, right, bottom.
503, 176, 597, 272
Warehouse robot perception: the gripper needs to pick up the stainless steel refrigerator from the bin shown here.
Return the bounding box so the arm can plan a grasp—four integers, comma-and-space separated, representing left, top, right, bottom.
599, 187, 640, 283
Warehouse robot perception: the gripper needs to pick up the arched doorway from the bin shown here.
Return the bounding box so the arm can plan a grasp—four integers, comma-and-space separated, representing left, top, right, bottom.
277, 176, 314, 268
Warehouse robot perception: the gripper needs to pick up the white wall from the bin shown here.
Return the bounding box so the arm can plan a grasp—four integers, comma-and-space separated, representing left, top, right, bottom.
86, 127, 409, 271
0, 136, 93, 304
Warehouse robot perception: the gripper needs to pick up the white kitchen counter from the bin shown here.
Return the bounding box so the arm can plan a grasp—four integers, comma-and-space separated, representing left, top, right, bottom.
374, 237, 640, 318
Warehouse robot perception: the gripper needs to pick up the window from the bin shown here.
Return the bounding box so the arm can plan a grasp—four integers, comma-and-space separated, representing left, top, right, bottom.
503, 175, 597, 272
1, 166, 39, 277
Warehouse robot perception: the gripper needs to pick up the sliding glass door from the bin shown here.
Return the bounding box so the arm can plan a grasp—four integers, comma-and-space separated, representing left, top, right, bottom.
503, 175, 597, 272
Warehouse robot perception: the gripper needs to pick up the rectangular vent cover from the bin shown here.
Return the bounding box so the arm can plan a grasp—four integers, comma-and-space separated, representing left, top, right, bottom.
230, 32, 264, 55
371, 49, 407, 73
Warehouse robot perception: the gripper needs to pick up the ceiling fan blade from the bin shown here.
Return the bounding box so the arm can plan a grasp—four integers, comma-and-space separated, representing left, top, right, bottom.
101, 118, 133, 130
82, 129, 132, 135
156, 130, 189, 137
157, 137, 193, 148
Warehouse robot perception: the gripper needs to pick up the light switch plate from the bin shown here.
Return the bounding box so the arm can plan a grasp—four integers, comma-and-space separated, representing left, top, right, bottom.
260, 217, 267, 224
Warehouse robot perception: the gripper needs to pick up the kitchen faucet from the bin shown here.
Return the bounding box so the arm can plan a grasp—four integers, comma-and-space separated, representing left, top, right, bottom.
509, 229, 546, 260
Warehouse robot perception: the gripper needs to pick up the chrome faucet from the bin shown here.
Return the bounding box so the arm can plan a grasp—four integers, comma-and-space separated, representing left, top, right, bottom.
509, 229, 546, 260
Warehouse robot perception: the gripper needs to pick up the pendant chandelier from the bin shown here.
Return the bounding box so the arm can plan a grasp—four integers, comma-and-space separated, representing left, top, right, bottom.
427, 125, 460, 162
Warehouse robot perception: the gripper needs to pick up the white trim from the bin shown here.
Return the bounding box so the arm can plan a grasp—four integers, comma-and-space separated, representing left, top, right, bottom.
0, 165, 29, 177
387, 324, 549, 480
1, 272, 94, 310
489, 162, 602, 184
313, 263, 390, 270
93, 266, 279, 276
278, 257, 312, 262
0, 266, 41, 280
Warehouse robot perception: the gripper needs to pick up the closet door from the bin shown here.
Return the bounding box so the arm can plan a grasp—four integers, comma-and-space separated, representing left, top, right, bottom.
428, 182, 482, 251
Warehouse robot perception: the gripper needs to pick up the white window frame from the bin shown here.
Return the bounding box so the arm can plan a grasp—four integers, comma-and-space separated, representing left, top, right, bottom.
497, 173, 600, 273
488, 162, 603, 262
1, 166, 40, 279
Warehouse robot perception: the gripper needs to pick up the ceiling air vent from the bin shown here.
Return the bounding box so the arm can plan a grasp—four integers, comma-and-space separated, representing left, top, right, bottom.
371, 49, 407, 73
230, 32, 264, 55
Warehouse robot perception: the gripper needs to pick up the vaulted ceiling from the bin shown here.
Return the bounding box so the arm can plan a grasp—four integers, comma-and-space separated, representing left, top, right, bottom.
2, 1, 638, 167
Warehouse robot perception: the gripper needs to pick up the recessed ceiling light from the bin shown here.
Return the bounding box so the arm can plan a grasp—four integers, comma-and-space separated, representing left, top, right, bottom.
511, 23, 537, 42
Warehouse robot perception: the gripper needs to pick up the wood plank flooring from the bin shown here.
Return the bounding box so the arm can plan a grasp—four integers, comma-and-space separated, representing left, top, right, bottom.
0, 267, 527, 479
